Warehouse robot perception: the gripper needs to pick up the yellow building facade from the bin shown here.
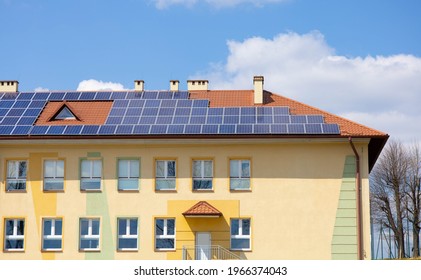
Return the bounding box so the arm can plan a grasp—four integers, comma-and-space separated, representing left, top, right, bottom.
0, 78, 388, 260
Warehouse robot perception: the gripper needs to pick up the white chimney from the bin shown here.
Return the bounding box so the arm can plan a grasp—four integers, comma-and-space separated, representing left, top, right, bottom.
187, 80, 208, 91
0, 80, 19, 92
253, 76, 264, 104
170, 80, 179, 91
134, 80, 144, 91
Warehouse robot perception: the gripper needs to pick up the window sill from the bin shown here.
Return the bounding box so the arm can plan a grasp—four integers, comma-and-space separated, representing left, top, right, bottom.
5, 190, 27, 193
230, 189, 252, 192
193, 189, 214, 193
80, 189, 102, 193
155, 189, 177, 193
118, 189, 140, 193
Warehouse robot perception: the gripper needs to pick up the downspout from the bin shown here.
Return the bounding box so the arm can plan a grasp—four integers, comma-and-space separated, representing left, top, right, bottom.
349, 137, 364, 260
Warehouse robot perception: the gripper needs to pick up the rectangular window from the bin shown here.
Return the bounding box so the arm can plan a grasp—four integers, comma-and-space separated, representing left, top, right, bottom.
118, 159, 140, 191
230, 159, 251, 190
230, 218, 251, 251
79, 218, 100, 251
155, 160, 176, 190
6, 160, 27, 191
155, 218, 175, 250
4, 218, 25, 251
42, 218, 63, 251
80, 159, 102, 191
117, 218, 138, 251
192, 160, 213, 190
44, 160, 64, 191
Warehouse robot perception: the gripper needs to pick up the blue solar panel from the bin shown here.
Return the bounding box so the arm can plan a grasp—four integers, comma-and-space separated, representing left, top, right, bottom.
2, 93, 17, 100
150, 125, 168, 134
177, 100, 193, 107
13, 101, 30, 108
17, 92, 34, 100
142, 108, 159, 116
190, 116, 206, 124
47, 126, 66, 135
271, 124, 288, 133
109, 108, 126, 116
139, 117, 156, 124
80, 92, 96, 100
156, 116, 173, 124
307, 115, 324, 123
122, 117, 139, 125
105, 117, 122, 125
219, 125, 235, 134
49, 92, 66, 100
225, 107, 240, 115
98, 125, 116, 134
1, 117, 19, 125
224, 115, 239, 124
274, 115, 290, 123
30, 126, 49, 135
161, 100, 177, 107
291, 116, 307, 123
114, 100, 130, 108
257, 115, 272, 124
96, 92, 112, 100
173, 116, 189, 124
33, 92, 50, 100
126, 108, 142, 116
64, 92, 80, 100
305, 124, 323, 134
241, 107, 256, 115
116, 125, 133, 134
208, 108, 223, 115
288, 124, 305, 134
11, 126, 31, 135
111, 92, 127, 99
185, 125, 201, 134
158, 108, 175, 116
173, 91, 189, 99
23, 108, 42, 117
192, 100, 208, 107
240, 116, 255, 124
29, 100, 46, 108
175, 108, 191, 115
257, 107, 272, 115
0, 101, 14, 108
145, 100, 160, 107
237, 124, 253, 134
254, 124, 270, 133
129, 100, 145, 107
17, 117, 36, 125
0, 126, 14, 134
167, 125, 184, 134
207, 116, 223, 124
322, 124, 340, 134
81, 125, 99, 135
202, 125, 218, 134
7, 109, 25, 116
273, 107, 289, 115
63, 126, 83, 135
191, 108, 207, 116
133, 125, 150, 134
143, 91, 158, 99
157, 92, 172, 99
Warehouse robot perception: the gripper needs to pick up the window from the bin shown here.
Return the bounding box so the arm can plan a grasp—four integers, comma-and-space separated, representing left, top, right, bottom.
81, 159, 102, 191
4, 218, 25, 251
230, 218, 251, 250
44, 160, 64, 191
42, 218, 63, 251
55, 106, 76, 120
79, 218, 100, 251
155, 218, 175, 250
118, 159, 140, 191
155, 160, 176, 190
230, 159, 250, 190
6, 160, 27, 191
192, 160, 213, 190
117, 218, 138, 251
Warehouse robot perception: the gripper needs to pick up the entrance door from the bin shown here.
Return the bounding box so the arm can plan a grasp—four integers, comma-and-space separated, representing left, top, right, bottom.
196, 232, 211, 260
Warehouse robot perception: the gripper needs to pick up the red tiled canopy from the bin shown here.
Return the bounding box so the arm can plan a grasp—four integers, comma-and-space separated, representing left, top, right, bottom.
182, 201, 223, 217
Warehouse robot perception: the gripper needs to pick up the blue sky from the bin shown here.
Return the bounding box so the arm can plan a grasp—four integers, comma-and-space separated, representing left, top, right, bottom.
1, 0, 420, 142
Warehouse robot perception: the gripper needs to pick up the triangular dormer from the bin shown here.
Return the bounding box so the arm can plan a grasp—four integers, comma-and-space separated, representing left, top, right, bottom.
49, 103, 80, 122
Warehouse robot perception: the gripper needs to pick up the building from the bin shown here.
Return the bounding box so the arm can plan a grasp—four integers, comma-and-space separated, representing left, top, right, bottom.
0, 77, 388, 260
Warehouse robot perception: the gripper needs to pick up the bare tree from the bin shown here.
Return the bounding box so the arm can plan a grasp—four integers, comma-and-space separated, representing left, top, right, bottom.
371, 140, 407, 258
405, 143, 421, 257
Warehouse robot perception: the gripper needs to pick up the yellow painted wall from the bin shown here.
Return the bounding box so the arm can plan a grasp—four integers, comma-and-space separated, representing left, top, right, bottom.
0, 138, 371, 260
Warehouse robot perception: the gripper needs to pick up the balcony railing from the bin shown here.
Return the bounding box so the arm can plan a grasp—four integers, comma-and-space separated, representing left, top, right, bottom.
182, 245, 244, 260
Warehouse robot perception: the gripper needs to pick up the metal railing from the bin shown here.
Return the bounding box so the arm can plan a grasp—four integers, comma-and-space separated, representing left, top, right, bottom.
182, 245, 244, 260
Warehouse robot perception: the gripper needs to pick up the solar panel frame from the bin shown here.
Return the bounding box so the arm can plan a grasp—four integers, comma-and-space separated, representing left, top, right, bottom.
322, 124, 340, 134
271, 124, 288, 134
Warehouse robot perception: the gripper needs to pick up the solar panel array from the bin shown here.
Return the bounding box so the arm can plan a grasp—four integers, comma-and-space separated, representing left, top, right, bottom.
0, 91, 340, 136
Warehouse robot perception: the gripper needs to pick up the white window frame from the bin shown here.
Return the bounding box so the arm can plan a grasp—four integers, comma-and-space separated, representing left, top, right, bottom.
117, 159, 140, 191
42, 218, 63, 251
6, 160, 27, 191
117, 218, 138, 251
230, 218, 251, 251
230, 159, 251, 190
192, 160, 213, 191
155, 218, 175, 250
4, 218, 25, 251
43, 160, 65, 191
80, 159, 102, 191
155, 160, 176, 190
79, 218, 100, 251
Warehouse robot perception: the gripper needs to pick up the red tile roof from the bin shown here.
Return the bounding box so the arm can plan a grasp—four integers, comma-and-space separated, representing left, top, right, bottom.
182, 201, 223, 217
190, 90, 387, 137
35, 101, 113, 125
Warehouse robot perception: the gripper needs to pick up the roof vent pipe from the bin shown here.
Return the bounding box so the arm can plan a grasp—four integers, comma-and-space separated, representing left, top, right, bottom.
187, 80, 208, 91
134, 80, 144, 91
170, 80, 179, 91
253, 76, 264, 104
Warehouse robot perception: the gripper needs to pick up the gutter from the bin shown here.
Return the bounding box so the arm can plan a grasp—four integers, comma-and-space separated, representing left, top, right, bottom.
349, 137, 364, 260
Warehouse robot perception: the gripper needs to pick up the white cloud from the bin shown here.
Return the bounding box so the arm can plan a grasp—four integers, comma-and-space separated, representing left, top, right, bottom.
76, 79, 128, 91
34, 87, 49, 92
153, 0, 287, 9
192, 31, 421, 142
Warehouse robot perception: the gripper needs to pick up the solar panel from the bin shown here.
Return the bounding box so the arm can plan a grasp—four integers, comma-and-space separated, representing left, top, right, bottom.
2, 93, 17, 100
307, 115, 324, 123
23, 109, 42, 117
111, 92, 127, 99
33, 92, 50, 100
1, 117, 19, 125
142, 108, 159, 116
237, 124, 253, 134
305, 124, 323, 134
273, 107, 289, 115
48, 92, 66, 100
190, 116, 206, 124
288, 124, 305, 134
98, 125, 116, 134
271, 124, 288, 133
129, 99, 145, 107
158, 108, 175, 116
274, 115, 290, 123
192, 100, 209, 107
219, 125, 235, 134
225, 107, 240, 115
142, 91, 157, 99
80, 92, 96, 100
207, 116, 223, 124
133, 125, 151, 134
254, 124, 270, 133
30, 126, 49, 135
11, 126, 31, 135
322, 124, 340, 134
177, 100, 193, 107
17, 117, 36, 125
175, 108, 191, 115
64, 92, 80, 100
157, 92, 172, 99
0, 125, 14, 134
201, 125, 218, 134
240, 107, 255, 115
224, 115, 239, 124
0, 101, 14, 108
257, 115, 272, 124
114, 100, 130, 108
208, 108, 223, 115
29, 101, 46, 108
122, 117, 139, 125
173, 91, 189, 99
81, 125, 99, 135
167, 125, 184, 134
116, 125, 133, 134
47, 126, 66, 135
17, 92, 34, 100
291, 116, 307, 123
109, 108, 126, 116
150, 125, 168, 134
126, 108, 142, 116
13, 101, 30, 108
240, 115, 255, 124
63, 125, 83, 135
106, 117, 123, 125
185, 125, 201, 134
156, 116, 173, 124
145, 100, 160, 107
139, 117, 156, 124
173, 116, 189, 124
161, 100, 177, 107
96, 92, 112, 100
7, 109, 25, 116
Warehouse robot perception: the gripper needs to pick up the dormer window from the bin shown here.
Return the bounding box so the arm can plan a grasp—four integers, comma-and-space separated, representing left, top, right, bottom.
55, 106, 76, 120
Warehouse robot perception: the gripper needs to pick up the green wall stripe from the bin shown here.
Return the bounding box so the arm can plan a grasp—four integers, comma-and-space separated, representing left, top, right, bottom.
331, 155, 358, 260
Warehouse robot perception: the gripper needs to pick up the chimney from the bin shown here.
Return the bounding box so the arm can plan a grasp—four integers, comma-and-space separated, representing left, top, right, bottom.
187, 80, 208, 91
253, 76, 264, 104
0, 80, 19, 92
134, 80, 144, 91
170, 80, 179, 91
